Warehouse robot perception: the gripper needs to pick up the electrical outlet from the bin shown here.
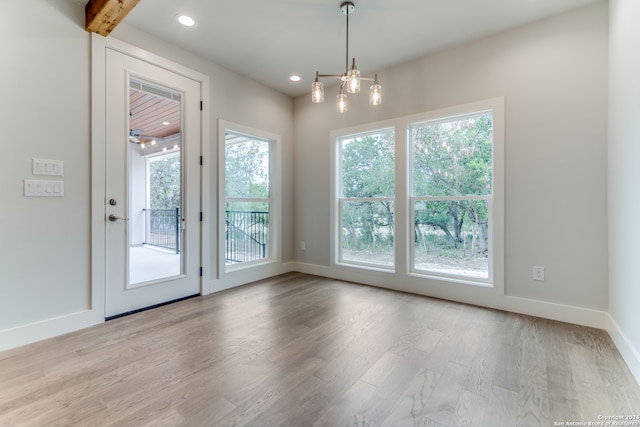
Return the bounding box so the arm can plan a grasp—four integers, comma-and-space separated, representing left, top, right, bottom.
533, 266, 545, 281
300, 241, 306, 251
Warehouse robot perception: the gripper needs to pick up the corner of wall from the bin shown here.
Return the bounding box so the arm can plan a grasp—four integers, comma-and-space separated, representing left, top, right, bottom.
607, 313, 640, 386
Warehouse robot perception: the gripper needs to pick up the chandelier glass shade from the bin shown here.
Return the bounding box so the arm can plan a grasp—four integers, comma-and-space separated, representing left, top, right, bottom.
311, 2, 382, 112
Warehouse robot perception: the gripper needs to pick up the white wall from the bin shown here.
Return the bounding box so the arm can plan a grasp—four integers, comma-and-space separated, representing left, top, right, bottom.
293, 3, 609, 324
0, 0, 91, 332
0, 0, 294, 351
608, 0, 640, 384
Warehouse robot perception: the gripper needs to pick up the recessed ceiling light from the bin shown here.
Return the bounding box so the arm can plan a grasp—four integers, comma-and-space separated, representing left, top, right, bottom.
289, 75, 301, 82
162, 121, 171, 126
176, 15, 197, 27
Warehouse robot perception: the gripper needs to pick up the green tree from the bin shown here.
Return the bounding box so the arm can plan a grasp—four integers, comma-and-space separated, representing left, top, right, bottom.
412, 114, 492, 249
225, 138, 270, 212
149, 155, 181, 209
340, 131, 395, 253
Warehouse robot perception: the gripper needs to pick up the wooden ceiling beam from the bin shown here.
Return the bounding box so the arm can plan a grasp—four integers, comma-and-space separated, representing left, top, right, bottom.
85, 0, 141, 37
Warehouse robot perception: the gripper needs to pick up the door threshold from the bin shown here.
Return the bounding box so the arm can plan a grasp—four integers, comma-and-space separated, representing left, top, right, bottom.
105, 294, 200, 321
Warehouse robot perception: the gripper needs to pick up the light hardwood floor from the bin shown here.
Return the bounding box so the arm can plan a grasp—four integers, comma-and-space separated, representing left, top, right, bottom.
1, 273, 639, 426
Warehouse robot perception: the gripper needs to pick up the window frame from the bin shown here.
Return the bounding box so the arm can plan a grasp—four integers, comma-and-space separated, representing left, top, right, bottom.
218, 120, 281, 277
330, 98, 504, 290
334, 127, 396, 271
408, 110, 495, 285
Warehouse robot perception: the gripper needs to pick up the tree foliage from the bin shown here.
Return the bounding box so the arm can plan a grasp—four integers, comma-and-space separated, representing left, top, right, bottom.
225, 138, 270, 212
412, 113, 492, 250
149, 155, 181, 209
340, 131, 395, 257
341, 132, 395, 199
412, 114, 492, 197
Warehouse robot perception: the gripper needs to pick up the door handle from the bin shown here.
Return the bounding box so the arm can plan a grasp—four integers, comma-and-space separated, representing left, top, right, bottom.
108, 214, 129, 222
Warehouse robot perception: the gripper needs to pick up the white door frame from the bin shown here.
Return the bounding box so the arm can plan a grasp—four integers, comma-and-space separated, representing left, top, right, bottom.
91, 34, 211, 321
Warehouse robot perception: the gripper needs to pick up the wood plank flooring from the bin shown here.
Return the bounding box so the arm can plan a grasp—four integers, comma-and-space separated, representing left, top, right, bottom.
1, 272, 639, 426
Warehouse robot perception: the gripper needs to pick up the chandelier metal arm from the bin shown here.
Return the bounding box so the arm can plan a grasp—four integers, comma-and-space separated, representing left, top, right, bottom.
316, 72, 377, 81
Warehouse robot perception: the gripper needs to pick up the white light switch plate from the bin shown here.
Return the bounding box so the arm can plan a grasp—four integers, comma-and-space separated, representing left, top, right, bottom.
33, 158, 63, 176
24, 179, 64, 197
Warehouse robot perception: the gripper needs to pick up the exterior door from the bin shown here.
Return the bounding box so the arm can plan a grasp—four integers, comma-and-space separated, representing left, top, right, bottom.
105, 49, 201, 318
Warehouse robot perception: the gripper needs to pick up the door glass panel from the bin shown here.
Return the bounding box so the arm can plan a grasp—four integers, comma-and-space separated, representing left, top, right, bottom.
128, 78, 183, 286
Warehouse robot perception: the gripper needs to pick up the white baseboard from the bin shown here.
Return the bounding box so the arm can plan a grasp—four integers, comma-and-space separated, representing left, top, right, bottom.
205, 261, 295, 294
607, 314, 640, 386
293, 262, 608, 329
0, 310, 102, 353
503, 295, 607, 329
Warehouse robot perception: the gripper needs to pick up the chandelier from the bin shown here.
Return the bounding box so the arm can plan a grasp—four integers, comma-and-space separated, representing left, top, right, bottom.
311, 2, 382, 112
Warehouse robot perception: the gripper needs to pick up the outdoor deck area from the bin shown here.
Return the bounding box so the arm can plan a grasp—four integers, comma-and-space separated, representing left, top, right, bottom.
129, 245, 180, 284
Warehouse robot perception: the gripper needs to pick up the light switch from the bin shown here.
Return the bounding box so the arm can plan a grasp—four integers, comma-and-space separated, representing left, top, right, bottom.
32, 158, 63, 176
24, 179, 64, 197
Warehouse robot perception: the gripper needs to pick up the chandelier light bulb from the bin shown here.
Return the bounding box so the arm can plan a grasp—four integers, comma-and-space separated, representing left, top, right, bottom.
369, 75, 382, 106
347, 59, 361, 93
337, 91, 348, 113
312, 75, 324, 104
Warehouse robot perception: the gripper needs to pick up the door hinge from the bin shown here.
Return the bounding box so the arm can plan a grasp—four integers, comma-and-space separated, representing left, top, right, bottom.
200, 267, 203, 277
200, 212, 203, 221
200, 101, 203, 111
200, 156, 203, 166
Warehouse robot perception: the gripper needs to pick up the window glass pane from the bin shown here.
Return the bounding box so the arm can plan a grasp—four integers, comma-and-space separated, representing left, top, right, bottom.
341, 200, 394, 267
414, 199, 489, 279
340, 130, 395, 198
412, 113, 492, 197
225, 201, 269, 265
224, 129, 272, 268
225, 133, 270, 199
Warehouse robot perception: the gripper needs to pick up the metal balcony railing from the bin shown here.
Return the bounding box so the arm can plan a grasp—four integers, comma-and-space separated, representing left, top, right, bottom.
143, 208, 180, 254
225, 210, 268, 264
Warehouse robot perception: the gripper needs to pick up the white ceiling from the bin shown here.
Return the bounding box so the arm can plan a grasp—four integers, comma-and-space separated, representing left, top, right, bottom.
78, 0, 601, 97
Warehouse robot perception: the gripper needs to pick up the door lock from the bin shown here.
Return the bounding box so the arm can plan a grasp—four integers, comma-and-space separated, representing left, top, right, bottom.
109, 198, 118, 206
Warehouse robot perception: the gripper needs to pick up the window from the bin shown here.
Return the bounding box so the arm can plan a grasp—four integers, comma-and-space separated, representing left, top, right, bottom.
331, 98, 503, 288
224, 130, 273, 268
337, 129, 395, 269
410, 112, 494, 282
